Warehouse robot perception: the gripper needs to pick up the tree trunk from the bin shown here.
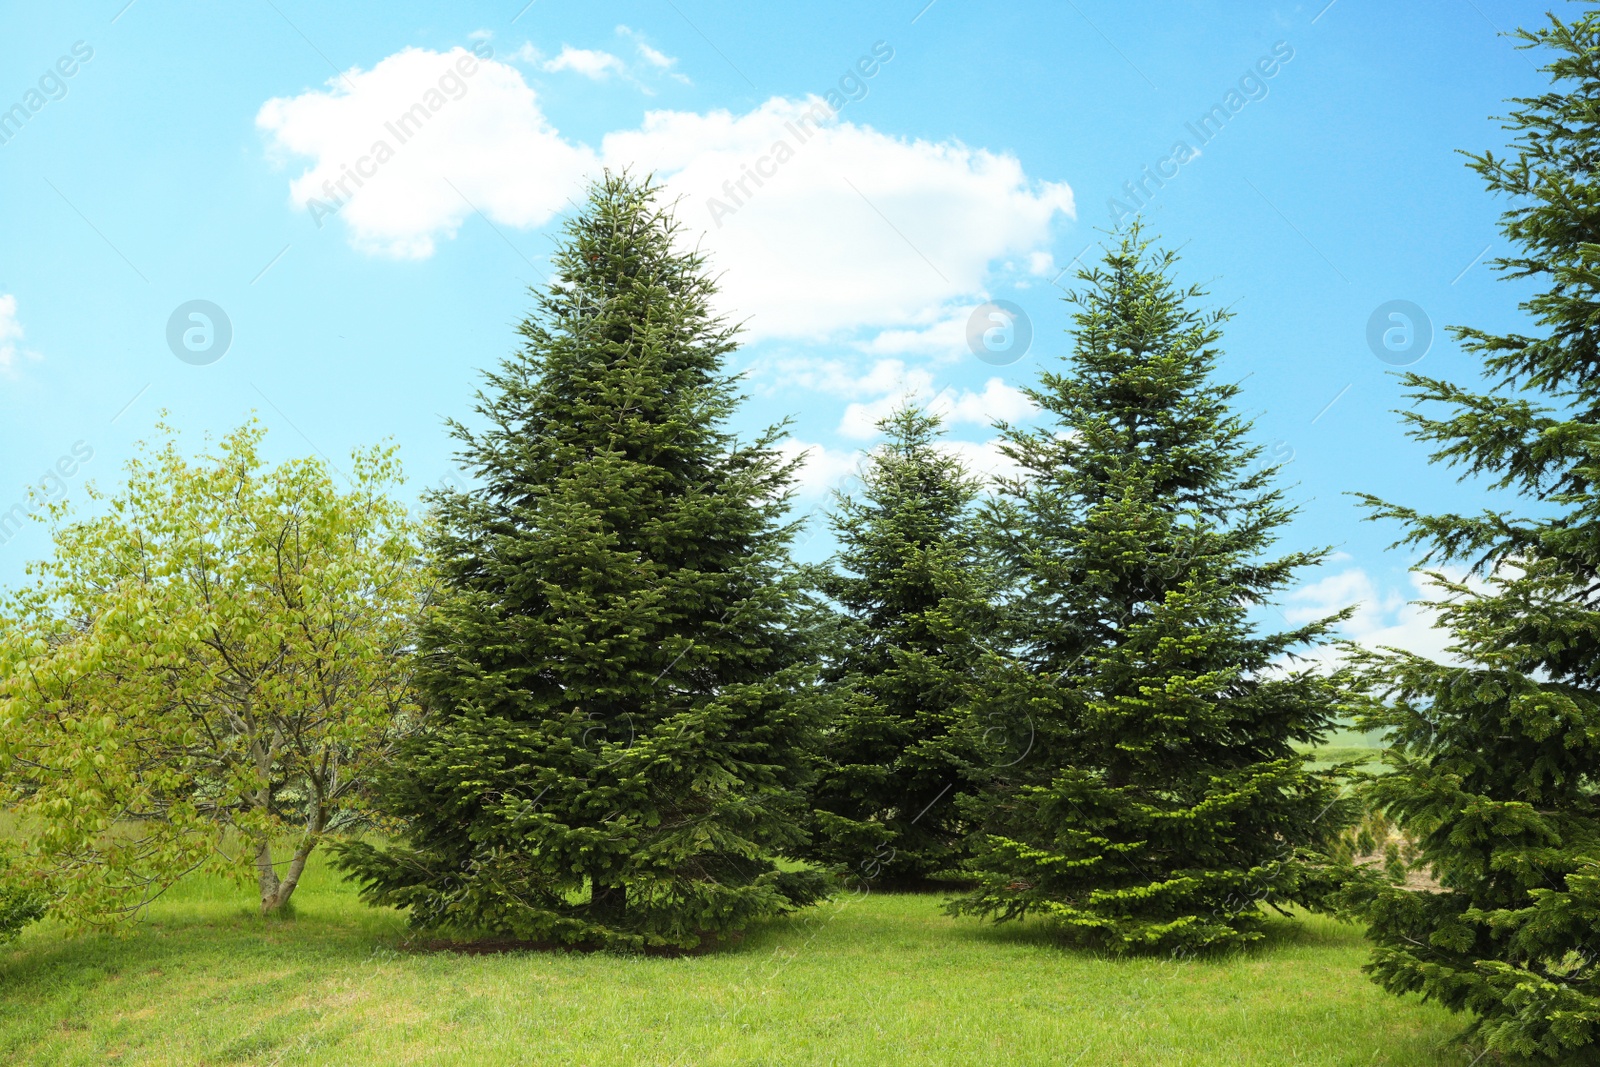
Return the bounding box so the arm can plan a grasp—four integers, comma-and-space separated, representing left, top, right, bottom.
589, 880, 628, 928
254, 812, 326, 915
254, 838, 283, 915
269, 835, 319, 912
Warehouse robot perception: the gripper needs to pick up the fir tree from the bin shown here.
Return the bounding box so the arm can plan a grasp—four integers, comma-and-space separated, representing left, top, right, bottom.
1344, 10, 1600, 1062
805, 407, 993, 886
949, 230, 1350, 955
336, 173, 825, 951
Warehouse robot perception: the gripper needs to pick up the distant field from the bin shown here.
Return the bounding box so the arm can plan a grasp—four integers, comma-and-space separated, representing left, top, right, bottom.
0, 850, 1465, 1066
1301, 723, 1388, 774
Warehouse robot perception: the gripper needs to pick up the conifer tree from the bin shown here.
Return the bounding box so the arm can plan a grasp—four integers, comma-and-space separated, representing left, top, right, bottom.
336, 174, 825, 951
949, 230, 1349, 955
805, 407, 992, 886
1344, 11, 1600, 1062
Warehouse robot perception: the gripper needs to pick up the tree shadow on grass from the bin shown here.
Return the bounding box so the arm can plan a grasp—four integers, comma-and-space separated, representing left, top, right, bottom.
0, 901, 407, 1042
941, 904, 1369, 965
0, 899, 422, 1065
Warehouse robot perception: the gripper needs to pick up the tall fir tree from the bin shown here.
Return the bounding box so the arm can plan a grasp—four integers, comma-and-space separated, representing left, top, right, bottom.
805, 407, 993, 886
336, 174, 825, 951
1344, 10, 1600, 1062
949, 230, 1350, 955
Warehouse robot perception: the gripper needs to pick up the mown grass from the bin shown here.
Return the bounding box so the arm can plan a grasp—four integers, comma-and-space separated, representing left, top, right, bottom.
0, 850, 1470, 1066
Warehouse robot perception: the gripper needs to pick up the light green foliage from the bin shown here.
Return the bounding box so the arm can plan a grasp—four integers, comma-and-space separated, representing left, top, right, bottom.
0, 849, 43, 944
0, 420, 422, 924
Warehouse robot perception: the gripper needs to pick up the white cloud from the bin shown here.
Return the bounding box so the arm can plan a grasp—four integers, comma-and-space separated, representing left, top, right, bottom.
940, 437, 1023, 483
855, 306, 972, 361
763, 355, 921, 400
544, 46, 625, 80
616, 25, 687, 82
636, 42, 676, 70
838, 369, 936, 438
256, 47, 597, 259
607, 96, 1074, 340
0, 295, 37, 376
775, 439, 864, 496
834, 363, 1035, 439
777, 434, 1018, 501
257, 55, 1074, 340
936, 377, 1036, 427
1284, 566, 1469, 667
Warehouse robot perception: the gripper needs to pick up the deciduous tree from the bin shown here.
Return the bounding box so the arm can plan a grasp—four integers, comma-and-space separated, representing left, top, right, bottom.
0, 420, 421, 922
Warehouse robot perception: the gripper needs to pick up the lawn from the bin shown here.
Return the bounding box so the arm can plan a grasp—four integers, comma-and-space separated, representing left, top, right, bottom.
0, 851, 1468, 1067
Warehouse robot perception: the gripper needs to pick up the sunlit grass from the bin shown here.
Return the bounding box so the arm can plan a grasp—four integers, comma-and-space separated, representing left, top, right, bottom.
0, 847, 1468, 1066
1300, 721, 1388, 775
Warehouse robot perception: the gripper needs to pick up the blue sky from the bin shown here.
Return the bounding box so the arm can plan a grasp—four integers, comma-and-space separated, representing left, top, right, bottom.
0, 0, 1557, 652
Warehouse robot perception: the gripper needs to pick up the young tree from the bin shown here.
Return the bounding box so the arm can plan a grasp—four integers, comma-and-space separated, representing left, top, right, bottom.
335, 173, 825, 951
1344, 12, 1600, 1062
948, 230, 1350, 955
0, 421, 421, 922
805, 407, 993, 886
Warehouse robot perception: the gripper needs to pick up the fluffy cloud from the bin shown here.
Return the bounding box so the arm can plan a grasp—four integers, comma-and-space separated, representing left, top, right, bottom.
257, 54, 1074, 337
837, 368, 936, 437
605, 97, 1074, 339
939, 377, 1037, 426
777, 433, 1019, 503
0, 295, 36, 375
1283, 565, 1468, 667
256, 46, 597, 258
775, 438, 864, 497
856, 307, 976, 361
544, 46, 625, 80
759, 355, 918, 400
940, 437, 1023, 483
833, 361, 1035, 439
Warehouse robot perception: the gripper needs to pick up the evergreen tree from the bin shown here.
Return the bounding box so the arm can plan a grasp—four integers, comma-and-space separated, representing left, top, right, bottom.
949, 230, 1350, 955
1344, 10, 1600, 1062
806, 407, 992, 886
336, 174, 825, 951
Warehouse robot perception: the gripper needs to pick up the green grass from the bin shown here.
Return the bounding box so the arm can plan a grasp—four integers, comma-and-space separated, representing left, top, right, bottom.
0, 852, 1470, 1066
1305, 746, 1387, 775
1299, 722, 1388, 775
